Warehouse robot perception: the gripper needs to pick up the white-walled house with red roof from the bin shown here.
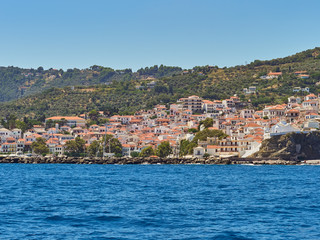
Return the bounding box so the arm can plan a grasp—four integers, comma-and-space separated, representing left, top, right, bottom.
45, 116, 86, 127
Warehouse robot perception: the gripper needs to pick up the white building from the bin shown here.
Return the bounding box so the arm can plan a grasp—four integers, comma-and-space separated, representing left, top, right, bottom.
193, 146, 205, 158
265, 121, 300, 139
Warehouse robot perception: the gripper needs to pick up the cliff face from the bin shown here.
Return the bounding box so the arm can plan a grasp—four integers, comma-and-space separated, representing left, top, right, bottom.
253, 132, 320, 160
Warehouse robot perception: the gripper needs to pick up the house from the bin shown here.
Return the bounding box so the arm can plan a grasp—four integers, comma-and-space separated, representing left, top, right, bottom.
305, 113, 320, 120
267, 72, 282, 79
263, 105, 286, 119
240, 109, 255, 119
206, 137, 254, 158
170, 104, 184, 114
288, 96, 301, 107
265, 121, 300, 138
243, 123, 263, 135
293, 87, 309, 93
11, 128, 22, 140
55, 145, 65, 156
119, 116, 134, 124
178, 95, 203, 113
304, 120, 319, 130
293, 87, 301, 92
286, 109, 300, 122
243, 86, 256, 94
298, 74, 310, 79
59, 135, 75, 143
206, 145, 221, 156
202, 100, 215, 113
45, 116, 86, 127
0, 128, 13, 143
147, 81, 156, 88
0, 137, 17, 153
17, 139, 25, 153
122, 144, 131, 156
294, 71, 307, 75
302, 100, 319, 112
304, 94, 317, 101
193, 146, 205, 158
222, 99, 235, 109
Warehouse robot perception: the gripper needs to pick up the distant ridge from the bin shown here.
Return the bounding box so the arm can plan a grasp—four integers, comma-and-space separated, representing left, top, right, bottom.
0, 47, 320, 118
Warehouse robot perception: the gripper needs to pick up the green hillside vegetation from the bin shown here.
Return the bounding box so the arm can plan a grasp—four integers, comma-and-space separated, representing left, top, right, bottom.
0, 65, 182, 102
0, 47, 320, 119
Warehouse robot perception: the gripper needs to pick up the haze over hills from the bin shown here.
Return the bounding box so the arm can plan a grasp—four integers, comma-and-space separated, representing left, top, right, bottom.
1, 47, 320, 119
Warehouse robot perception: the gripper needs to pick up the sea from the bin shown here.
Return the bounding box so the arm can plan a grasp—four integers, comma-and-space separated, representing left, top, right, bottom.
0, 164, 319, 240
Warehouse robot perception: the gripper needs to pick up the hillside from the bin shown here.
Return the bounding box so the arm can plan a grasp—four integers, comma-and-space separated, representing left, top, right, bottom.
0, 74, 206, 118
0, 65, 182, 102
1, 47, 320, 119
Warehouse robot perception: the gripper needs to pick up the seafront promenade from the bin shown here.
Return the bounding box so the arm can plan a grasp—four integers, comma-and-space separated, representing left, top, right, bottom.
0, 156, 306, 165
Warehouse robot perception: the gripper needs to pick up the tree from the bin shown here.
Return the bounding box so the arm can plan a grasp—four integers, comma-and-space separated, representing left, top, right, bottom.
59, 118, 68, 127
65, 137, 86, 156
192, 129, 227, 143
179, 139, 191, 156
3, 114, 17, 129
130, 151, 139, 157
15, 120, 28, 133
87, 140, 101, 156
198, 118, 213, 131
203, 153, 210, 158
178, 129, 227, 157
188, 128, 198, 133
274, 66, 281, 72
31, 138, 49, 155
156, 141, 172, 158
45, 119, 54, 129
102, 104, 119, 116
88, 109, 99, 122
99, 67, 115, 83
101, 134, 122, 154
139, 146, 154, 157
186, 142, 198, 154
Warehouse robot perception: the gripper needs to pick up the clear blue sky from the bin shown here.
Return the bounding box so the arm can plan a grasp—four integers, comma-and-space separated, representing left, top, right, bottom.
0, 0, 319, 71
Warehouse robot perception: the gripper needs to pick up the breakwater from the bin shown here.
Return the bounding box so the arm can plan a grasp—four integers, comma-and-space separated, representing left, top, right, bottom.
0, 156, 302, 165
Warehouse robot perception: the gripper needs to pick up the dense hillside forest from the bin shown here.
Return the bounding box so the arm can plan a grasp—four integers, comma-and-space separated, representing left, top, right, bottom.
1, 47, 320, 119
0, 65, 182, 102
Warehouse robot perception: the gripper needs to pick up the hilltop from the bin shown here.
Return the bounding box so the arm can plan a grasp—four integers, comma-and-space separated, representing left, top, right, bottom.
1, 47, 320, 119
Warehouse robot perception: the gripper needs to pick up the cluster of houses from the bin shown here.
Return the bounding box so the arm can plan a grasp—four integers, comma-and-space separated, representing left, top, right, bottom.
259, 71, 310, 80
258, 71, 312, 93
1, 93, 320, 158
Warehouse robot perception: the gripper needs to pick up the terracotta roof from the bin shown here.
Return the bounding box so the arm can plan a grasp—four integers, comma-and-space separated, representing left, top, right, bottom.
46, 116, 85, 121
268, 72, 282, 76
287, 109, 299, 113
244, 123, 262, 128
207, 145, 220, 149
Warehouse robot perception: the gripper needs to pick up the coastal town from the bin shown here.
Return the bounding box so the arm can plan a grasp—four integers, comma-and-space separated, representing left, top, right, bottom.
0, 87, 319, 159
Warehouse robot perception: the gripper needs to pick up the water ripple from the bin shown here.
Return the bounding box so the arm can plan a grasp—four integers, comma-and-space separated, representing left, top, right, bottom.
0, 164, 319, 239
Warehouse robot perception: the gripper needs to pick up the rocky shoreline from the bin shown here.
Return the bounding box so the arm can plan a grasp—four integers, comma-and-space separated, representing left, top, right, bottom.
0, 156, 313, 165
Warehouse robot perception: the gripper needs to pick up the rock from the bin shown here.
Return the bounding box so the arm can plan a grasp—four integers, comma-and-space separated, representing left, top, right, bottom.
252, 132, 320, 161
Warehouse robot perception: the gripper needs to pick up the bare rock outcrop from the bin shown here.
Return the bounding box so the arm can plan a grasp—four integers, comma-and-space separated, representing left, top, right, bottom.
252, 132, 320, 160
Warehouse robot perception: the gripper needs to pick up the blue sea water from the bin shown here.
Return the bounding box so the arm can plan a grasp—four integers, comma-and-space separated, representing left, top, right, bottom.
0, 164, 320, 240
